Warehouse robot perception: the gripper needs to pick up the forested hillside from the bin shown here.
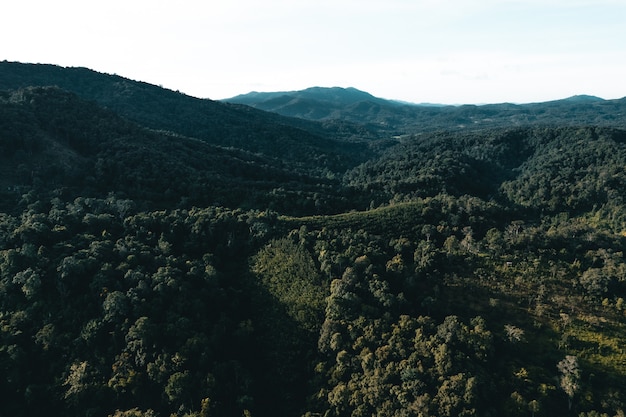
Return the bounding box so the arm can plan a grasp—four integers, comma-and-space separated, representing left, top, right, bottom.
0, 86, 361, 216
1, 62, 626, 417
0, 61, 384, 162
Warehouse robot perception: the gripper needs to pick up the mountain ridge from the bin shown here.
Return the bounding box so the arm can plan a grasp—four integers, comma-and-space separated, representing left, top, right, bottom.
4, 61, 625, 136
224, 84, 626, 133
227, 86, 388, 106
0, 61, 384, 171
225, 86, 614, 108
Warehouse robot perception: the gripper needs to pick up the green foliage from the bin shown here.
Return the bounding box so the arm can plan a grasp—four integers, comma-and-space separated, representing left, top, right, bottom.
0, 200, 280, 416
252, 237, 326, 332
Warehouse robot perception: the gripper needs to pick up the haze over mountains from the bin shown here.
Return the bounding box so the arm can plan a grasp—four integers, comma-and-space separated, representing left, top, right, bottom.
2, 61, 626, 417
224, 85, 626, 133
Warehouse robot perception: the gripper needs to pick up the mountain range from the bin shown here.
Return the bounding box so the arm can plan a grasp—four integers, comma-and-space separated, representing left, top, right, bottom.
1, 61, 626, 417
224, 86, 626, 133
3, 60, 624, 217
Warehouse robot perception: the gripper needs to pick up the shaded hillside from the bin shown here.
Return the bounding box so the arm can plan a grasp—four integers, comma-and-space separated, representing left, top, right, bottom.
0, 61, 382, 171
226, 87, 626, 134
0, 87, 354, 215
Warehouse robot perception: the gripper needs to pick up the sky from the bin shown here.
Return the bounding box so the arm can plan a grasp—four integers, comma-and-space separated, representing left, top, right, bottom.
2, 0, 626, 104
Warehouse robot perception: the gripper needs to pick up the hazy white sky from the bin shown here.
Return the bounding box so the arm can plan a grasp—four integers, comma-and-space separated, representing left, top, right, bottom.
2, 0, 625, 104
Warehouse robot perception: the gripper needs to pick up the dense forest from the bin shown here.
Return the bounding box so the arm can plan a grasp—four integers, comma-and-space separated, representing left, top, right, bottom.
1, 62, 626, 417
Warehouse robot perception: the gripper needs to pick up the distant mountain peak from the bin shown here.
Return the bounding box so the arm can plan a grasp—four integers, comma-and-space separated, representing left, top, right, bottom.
562, 94, 605, 102
222, 86, 398, 121
227, 86, 379, 106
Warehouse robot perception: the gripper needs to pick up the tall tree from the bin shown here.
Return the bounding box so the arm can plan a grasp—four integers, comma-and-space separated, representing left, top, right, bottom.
557, 355, 581, 412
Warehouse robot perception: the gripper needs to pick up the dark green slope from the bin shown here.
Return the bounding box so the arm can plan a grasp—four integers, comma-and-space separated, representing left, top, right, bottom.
0, 87, 353, 215
0, 61, 380, 172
